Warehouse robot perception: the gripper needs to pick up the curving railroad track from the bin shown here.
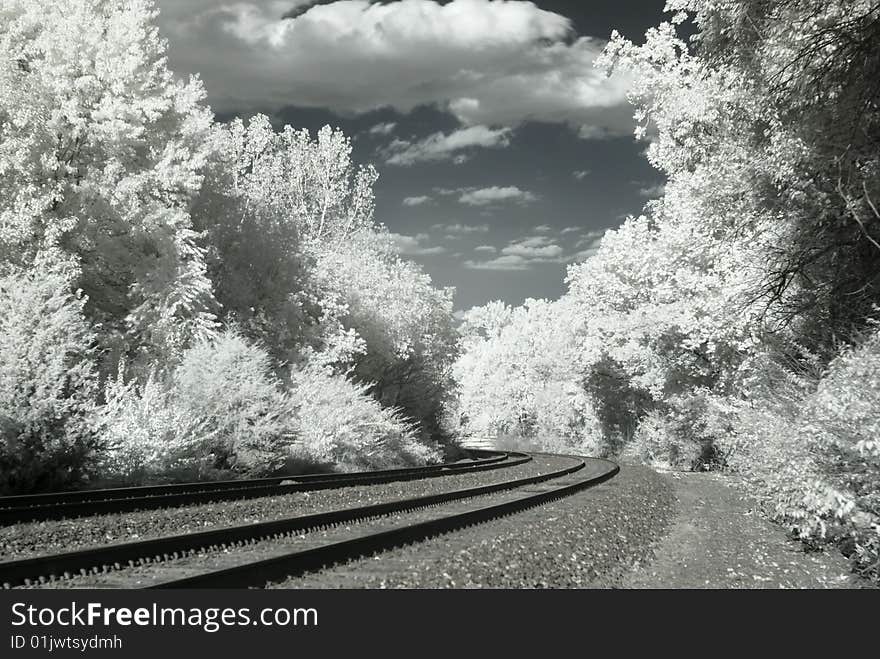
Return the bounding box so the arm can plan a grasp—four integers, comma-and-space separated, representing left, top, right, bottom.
0, 449, 523, 525
1, 452, 618, 589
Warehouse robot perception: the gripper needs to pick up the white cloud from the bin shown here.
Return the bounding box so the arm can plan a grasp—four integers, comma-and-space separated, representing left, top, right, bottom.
465, 234, 566, 270
158, 0, 633, 136
464, 226, 609, 270
388, 232, 446, 256
638, 183, 666, 198
369, 121, 397, 136
432, 222, 490, 235
533, 224, 552, 233
463, 254, 534, 271
384, 125, 512, 166
510, 236, 552, 248
573, 170, 590, 180
576, 230, 606, 247
402, 195, 431, 206
459, 185, 537, 206
501, 237, 563, 260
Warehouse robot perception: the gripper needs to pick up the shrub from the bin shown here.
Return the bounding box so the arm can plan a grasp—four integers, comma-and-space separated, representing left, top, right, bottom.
711, 337, 880, 582
171, 332, 297, 475
288, 364, 440, 472
0, 260, 101, 493
96, 365, 205, 484
799, 329, 880, 579
623, 410, 689, 469
97, 331, 296, 481
498, 381, 604, 457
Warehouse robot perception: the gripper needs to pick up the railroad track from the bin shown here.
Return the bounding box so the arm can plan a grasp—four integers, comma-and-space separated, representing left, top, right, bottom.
0, 449, 524, 525
0, 454, 618, 589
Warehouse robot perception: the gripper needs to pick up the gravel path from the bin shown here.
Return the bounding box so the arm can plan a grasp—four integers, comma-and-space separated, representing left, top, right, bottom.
620, 470, 863, 589
0, 457, 550, 562
273, 464, 676, 588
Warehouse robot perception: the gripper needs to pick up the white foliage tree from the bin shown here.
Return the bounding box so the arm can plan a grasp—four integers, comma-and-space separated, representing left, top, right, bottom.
453, 297, 602, 454
204, 114, 458, 440
0, 252, 100, 492
0, 0, 218, 364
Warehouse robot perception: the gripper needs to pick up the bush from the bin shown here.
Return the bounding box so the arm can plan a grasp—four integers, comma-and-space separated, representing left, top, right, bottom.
171, 332, 296, 475
97, 331, 296, 482
0, 260, 101, 493
799, 329, 880, 579
288, 364, 440, 472
96, 365, 205, 484
711, 337, 880, 582
527, 381, 605, 456
97, 332, 446, 483
623, 410, 693, 470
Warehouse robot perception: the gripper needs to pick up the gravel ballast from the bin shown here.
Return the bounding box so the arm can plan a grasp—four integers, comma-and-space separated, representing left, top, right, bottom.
0, 456, 555, 562
35, 456, 589, 588
272, 464, 866, 589
10, 458, 859, 589
272, 464, 676, 588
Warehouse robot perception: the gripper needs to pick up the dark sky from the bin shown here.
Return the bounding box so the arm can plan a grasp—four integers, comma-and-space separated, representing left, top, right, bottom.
157, 0, 671, 310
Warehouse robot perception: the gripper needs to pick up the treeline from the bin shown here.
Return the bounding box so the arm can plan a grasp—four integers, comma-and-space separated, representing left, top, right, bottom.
0, 0, 457, 493
451, 0, 880, 580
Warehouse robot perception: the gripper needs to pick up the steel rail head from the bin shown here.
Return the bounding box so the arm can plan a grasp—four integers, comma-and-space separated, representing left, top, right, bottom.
0, 454, 598, 589
149, 458, 620, 589
0, 450, 528, 525
0, 449, 509, 507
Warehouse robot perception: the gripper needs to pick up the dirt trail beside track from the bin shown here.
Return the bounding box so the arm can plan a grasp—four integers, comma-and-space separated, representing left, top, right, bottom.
622, 470, 863, 589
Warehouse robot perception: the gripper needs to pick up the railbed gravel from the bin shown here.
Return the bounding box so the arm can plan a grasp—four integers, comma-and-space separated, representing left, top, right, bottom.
34, 463, 589, 588
272, 463, 676, 588
0, 456, 560, 562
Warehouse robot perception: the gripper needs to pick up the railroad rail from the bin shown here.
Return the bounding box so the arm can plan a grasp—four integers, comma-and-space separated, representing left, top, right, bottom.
0, 454, 618, 589
0, 449, 524, 525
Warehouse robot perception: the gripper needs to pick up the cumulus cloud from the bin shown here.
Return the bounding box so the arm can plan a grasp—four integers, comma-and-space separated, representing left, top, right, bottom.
463, 254, 535, 271
369, 122, 397, 136
384, 125, 512, 165
432, 222, 490, 235
402, 195, 431, 206
573, 169, 591, 180
501, 236, 563, 259
157, 0, 633, 136
462, 225, 611, 270
459, 185, 537, 206
576, 229, 606, 247
465, 234, 567, 270
388, 232, 446, 256
533, 224, 552, 233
